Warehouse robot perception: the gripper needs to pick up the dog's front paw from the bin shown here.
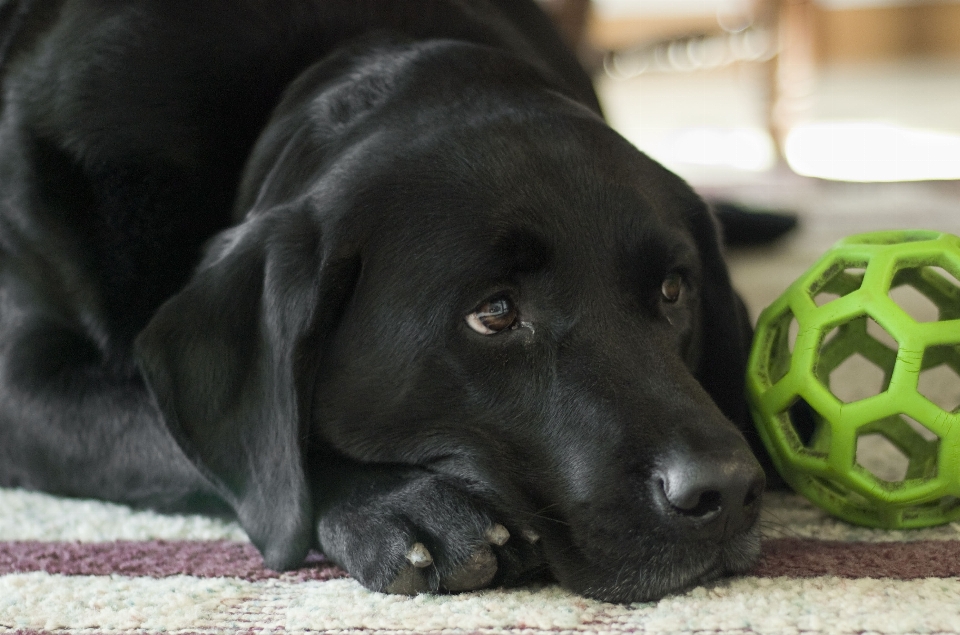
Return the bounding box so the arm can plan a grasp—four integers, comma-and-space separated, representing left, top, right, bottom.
316, 473, 542, 594
385, 524, 505, 594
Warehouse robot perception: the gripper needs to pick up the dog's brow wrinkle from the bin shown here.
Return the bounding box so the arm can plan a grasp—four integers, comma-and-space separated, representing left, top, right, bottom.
490, 227, 553, 274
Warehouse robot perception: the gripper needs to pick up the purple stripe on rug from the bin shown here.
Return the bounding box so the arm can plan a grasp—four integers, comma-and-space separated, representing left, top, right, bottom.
0, 540, 346, 581
754, 538, 960, 579
3, 538, 959, 581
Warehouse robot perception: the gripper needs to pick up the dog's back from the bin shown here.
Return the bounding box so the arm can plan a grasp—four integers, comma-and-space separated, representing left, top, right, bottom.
0, 0, 595, 341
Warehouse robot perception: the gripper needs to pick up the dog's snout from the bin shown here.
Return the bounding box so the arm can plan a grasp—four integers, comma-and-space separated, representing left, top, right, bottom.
655, 448, 765, 538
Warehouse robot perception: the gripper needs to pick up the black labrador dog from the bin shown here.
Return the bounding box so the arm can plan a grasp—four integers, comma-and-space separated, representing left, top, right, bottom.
0, 0, 769, 602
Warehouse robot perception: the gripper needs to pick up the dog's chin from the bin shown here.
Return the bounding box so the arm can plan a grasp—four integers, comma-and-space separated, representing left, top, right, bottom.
552, 525, 763, 604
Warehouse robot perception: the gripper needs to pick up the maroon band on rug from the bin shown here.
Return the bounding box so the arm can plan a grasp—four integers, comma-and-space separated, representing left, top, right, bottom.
0, 539, 346, 581
2, 538, 960, 580
754, 538, 960, 579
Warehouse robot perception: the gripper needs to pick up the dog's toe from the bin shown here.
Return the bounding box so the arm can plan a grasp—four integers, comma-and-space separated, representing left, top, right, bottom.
385, 562, 432, 595
386, 541, 435, 593
440, 543, 498, 591
384, 523, 510, 594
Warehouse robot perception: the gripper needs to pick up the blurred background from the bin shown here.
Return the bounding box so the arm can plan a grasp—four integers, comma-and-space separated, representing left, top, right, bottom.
538, 0, 960, 317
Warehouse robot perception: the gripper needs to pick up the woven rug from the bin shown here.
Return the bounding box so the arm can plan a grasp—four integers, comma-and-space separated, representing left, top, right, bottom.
2, 488, 960, 634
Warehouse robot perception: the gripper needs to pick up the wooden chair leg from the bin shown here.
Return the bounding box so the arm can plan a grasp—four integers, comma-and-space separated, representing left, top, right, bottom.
761, 0, 817, 160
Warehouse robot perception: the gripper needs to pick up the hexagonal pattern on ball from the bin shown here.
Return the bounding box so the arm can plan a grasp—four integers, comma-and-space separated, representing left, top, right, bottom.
747, 230, 960, 528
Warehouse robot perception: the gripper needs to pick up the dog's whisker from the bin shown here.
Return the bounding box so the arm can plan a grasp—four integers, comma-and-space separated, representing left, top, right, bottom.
758, 517, 804, 540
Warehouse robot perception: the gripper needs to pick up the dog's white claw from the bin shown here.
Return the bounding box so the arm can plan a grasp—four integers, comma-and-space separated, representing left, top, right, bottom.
406, 542, 433, 568
521, 528, 540, 544
484, 523, 510, 546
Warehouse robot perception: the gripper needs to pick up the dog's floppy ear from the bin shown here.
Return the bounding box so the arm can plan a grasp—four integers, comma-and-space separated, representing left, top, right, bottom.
686, 202, 782, 481
135, 207, 357, 570
686, 204, 754, 427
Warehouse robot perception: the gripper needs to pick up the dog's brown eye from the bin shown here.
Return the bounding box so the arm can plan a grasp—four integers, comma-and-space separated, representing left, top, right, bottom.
466, 297, 519, 335
661, 273, 683, 303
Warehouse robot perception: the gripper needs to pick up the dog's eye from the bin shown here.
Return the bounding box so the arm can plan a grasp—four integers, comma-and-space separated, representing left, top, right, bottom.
466, 296, 519, 335
661, 272, 683, 303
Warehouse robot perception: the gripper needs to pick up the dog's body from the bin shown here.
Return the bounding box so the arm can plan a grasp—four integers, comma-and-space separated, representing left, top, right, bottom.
0, 0, 769, 602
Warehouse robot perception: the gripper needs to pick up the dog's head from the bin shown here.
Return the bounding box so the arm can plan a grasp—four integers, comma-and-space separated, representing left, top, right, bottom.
136, 41, 763, 602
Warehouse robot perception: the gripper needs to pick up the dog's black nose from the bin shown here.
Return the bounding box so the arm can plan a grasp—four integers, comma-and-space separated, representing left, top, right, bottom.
654, 447, 764, 538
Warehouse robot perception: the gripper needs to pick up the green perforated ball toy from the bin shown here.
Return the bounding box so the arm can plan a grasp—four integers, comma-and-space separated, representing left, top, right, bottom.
747, 230, 960, 528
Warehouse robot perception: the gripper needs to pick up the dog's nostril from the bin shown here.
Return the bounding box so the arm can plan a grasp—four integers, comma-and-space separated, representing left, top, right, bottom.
743, 479, 763, 509
655, 450, 765, 530
660, 477, 723, 519
682, 489, 722, 517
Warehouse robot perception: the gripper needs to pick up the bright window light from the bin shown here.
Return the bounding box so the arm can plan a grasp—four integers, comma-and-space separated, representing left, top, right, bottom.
593, 0, 750, 18
784, 121, 960, 182
655, 126, 777, 172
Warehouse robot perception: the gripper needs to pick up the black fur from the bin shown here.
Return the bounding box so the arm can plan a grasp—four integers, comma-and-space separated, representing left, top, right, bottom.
0, 0, 767, 602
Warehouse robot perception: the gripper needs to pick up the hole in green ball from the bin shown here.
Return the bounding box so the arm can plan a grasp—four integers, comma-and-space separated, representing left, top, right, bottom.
810, 265, 866, 307
828, 352, 889, 404
918, 346, 960, 413
890, 281, 940, 323
856, 433, 909, 483
855, 414, 939, 484
865, 317, 898, 351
